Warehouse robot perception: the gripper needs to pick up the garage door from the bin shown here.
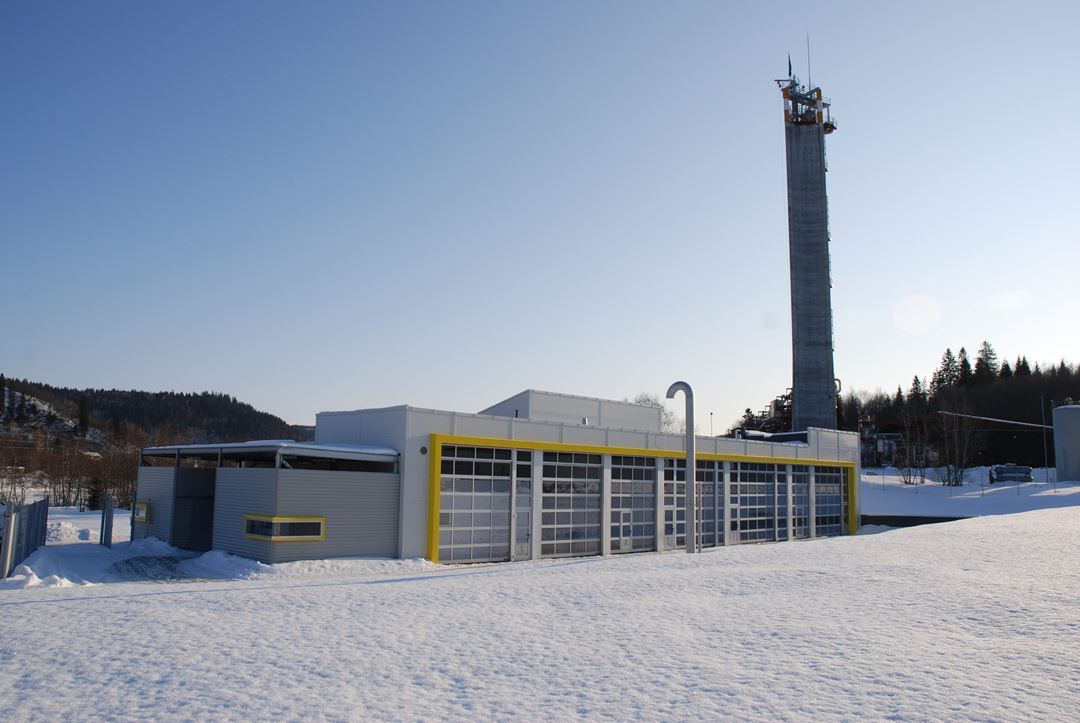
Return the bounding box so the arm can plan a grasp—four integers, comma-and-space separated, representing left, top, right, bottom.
438, 445, 512, 563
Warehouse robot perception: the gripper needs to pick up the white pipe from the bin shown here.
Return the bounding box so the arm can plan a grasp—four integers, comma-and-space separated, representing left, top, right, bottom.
666, 381, 697, 554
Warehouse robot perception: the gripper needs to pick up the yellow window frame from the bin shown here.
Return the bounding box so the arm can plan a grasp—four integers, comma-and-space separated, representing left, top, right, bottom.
244, 514, 326, 542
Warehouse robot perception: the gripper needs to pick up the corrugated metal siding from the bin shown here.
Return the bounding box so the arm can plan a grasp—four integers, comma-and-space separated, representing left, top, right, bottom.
135, 467, 175, 542
272, 470, 400, 562
212, 468, 276, 562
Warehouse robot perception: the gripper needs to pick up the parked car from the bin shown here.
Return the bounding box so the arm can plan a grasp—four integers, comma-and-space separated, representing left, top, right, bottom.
989, 464, 1034, 484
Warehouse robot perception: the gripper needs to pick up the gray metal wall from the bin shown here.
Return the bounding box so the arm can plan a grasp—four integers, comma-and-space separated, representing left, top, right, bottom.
785, 122, 837, 432
1054, 405, 1080, 482
480, 390, 662, 432
134, 467, 175, 542
315, 406, 406, 446
478, 391, 530, 420
212, 467, 276, 561
271, 470, 400, 562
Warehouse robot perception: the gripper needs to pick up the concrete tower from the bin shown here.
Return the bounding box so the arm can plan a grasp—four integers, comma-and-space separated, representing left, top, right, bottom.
779, 75, 837, 431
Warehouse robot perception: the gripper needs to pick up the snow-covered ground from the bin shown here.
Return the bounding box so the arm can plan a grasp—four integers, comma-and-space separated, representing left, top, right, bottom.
861, 467, 1080, 517
2, 508, 1079, 720
3, 508, 434, 589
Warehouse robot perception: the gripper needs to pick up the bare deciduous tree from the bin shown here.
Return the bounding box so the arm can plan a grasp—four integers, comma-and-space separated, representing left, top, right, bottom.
630, 392, 684, 434
936, 399, 976, 487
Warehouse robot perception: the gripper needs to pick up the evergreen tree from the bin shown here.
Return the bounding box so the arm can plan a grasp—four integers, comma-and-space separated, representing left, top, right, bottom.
973, 340, 999, 383
1015, 356, 1032, 376
957, 347, 974, 386
894, 386, 905, 408
908, 376, 928, 409
998, 359, 1013, 379
931, 348, 959, 396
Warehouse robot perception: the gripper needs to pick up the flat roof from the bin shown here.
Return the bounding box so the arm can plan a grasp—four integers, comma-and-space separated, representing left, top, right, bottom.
142, 440, 398, 463
480, 388, 663, 411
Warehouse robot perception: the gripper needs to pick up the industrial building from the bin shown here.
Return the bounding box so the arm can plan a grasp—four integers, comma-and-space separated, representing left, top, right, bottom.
133, 73, 856, 565
136, 390, 860, 564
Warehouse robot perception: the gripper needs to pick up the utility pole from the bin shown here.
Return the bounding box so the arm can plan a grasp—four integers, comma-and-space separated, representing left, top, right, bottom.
1041, 395, 1052, 493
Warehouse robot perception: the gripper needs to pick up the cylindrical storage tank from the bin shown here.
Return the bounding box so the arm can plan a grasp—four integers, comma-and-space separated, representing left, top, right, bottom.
1053, 405, 1080, 483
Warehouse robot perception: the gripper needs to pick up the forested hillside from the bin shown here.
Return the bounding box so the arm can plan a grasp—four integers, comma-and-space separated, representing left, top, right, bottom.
1, 376, 307, 445
839, 342, 1078, 467
0, 374, 312, 508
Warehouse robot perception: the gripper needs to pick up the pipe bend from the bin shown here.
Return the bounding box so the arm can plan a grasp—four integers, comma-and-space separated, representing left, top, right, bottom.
665, 381, 693, 400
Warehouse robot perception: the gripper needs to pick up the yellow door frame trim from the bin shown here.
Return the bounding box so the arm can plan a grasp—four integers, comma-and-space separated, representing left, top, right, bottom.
426, 433, 859, 562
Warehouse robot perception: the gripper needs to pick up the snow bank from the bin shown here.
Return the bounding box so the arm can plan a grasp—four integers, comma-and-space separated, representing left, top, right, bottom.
0, 563, 75, 590
261, 555, 437, 578
7, 537, 437, 588
180, 551, 437, 580
46, 521, 94, 543
179, 549, 267, 579
44, 507, 132, 545
0, 547, 88, 589
1, 536, 184, 589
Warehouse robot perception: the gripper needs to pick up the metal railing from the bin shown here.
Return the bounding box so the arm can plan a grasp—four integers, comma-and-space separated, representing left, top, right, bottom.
1, 497, 49, 578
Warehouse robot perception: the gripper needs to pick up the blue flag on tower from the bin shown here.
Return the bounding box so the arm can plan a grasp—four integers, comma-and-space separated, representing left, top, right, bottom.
787, 54, 792, 78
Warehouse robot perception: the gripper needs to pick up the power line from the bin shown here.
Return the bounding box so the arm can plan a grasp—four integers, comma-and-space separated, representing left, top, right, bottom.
936, 410, 1052, 430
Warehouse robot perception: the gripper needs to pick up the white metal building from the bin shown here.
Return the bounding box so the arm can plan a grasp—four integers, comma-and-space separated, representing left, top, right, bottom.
136, 390, 860, 564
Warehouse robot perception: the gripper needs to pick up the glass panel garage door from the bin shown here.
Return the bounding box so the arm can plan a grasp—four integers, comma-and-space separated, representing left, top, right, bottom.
775, 466, 789, 542
815, 466, 844, 537
696, 460, 723, 547
540, 452, 602, 558
438, 445, 512, 563
513, 451, 533, 560
732, 463, 779, 543
662, 459, 687, 549
792, 465, 810, 539
610, 456, 656, 553
664, 460, 725, 549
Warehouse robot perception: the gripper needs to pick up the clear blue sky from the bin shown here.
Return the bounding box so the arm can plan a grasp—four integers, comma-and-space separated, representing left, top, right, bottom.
3, 1, 1078, 428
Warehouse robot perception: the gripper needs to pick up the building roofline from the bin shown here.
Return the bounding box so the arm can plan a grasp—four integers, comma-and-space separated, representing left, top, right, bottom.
316, 405, 411, 417
142, 440, 399, 462
500, 388, 662, 410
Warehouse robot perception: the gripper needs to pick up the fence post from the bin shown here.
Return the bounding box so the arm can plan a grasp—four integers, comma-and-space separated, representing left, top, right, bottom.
1, 508, 17, 578
100, 496, 114, 549
41, 497, 49, 548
